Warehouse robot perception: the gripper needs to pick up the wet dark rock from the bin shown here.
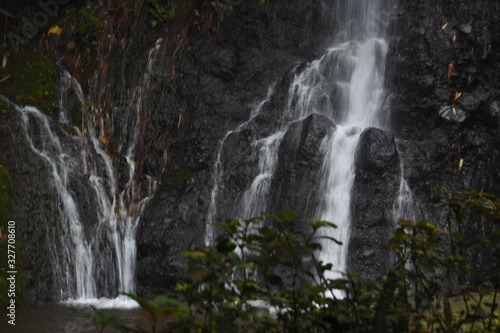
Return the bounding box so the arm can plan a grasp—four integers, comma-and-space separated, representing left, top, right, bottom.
3, 0, 500, 303
488, 100, 500, 118
348, 128, 400, 279
457, 93, 481, 113
387, 0, 500, 234
439, 105, 468, 122
355, 128, 400, 172
270, 113, 335, 225
135, 0, 340, 299
460, 23, 473, 34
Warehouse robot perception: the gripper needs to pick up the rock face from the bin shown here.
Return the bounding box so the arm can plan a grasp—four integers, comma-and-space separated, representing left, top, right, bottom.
0, 107, 64, 302
1, 0, 500, 302
270, 114, 335, 225
136, 0, 340, 298
349, 128, 400, 279
386, 0, 500, 225
139, 0, 500, 295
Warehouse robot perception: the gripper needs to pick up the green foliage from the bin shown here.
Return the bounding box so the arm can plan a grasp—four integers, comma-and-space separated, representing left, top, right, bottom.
58, 1, 113, 94
162, 163, 196, 186
174, 213, 342, 333
0, 164, 13, 226
147, 0, 175, 28
150, 0, 234, 32
374, 188, 500, 332
61, 1, 110, 49
0, 45, 57, 115
0, 101, 7, 115
85, 189, 500, 332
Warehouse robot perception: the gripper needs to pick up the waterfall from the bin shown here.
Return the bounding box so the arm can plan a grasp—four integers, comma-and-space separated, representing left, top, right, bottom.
393, 162, 417, 223
207, 1, 390, 287
316, 0, 388, 282
279, 0, 389, 282
18, 105, 97, 299
241, 131, 285, 219
16, 101, 152, 307
7, 38, 163, 307
206, 84, 276, 244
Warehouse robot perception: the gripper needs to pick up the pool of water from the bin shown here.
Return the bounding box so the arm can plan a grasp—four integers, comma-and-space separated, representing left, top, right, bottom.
0, 301, 168, 333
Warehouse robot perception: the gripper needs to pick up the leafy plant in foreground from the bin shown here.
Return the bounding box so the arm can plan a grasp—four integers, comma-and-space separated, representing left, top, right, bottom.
82, 189, 500, 332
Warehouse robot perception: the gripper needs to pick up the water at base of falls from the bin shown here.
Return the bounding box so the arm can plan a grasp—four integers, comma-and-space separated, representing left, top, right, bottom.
0, 304, 149, 333
64, 295, 139, 309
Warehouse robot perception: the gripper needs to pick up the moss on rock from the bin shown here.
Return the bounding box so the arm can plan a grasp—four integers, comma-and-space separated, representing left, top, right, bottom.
0, 45, 57, 115
0, 164, 24, 306
0, 164, 13, 224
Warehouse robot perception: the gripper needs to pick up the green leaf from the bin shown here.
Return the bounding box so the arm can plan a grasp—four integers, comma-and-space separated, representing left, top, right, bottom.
267, 274, 284, 286
89, 306, 128, 332
236, 262, 255, 270
373, 270, 399, 333
121, 293, 189, 324
258, 226, 273, 237
216, 237, 236, 253
398, 219, 416, 228
416, 220, 437, 231
187, 267, 212, 281
278, 211, 294, 222
453, 231, 464, 241
309, 219, 338, 232
179, 250, 207, 258
444, 297, 453, 328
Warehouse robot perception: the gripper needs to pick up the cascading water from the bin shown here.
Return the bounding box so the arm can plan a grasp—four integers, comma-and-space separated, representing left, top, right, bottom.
315, 1, 388, 282
6, 39, 162, 307
393, 162, 417, 224
18, 105, 97, 300
14, 103, 151, 307
206, 85, 276, 244
241, 131, 285, 219
207, 0, 390, 288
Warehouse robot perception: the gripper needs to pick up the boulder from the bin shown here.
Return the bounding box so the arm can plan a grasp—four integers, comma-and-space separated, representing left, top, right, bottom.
348, 127, 400, 279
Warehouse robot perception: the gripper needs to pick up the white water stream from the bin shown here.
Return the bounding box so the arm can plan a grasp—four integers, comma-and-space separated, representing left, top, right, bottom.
7, 0, 400, 306
205, 85, 276, 244
9, 39, 164, 307
207, 0, 391, 289
316, 3, 388, 281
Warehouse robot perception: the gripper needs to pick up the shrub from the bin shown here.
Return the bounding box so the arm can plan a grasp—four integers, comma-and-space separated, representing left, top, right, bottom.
84, 189, 500, 332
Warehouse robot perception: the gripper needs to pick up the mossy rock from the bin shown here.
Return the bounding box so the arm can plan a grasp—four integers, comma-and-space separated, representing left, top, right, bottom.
0, 164, 24, 307
154, 162, 198, 201
0, 45, 57, 115
0, 164, 13, 224
0, 100, 8, 128
161, 162, 197, 189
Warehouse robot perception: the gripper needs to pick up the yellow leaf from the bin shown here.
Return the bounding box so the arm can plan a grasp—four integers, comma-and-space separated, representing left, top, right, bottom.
99, 136, 108, 144
48, 26, 63, 35
442, 22, 449, 30
452, 105, 456, 115
453, 91, 462, 101
458, 158, 464, 171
